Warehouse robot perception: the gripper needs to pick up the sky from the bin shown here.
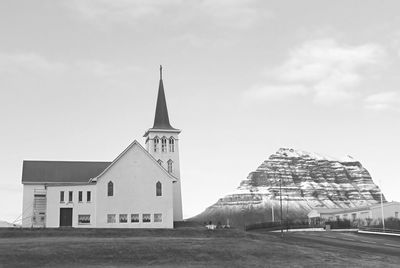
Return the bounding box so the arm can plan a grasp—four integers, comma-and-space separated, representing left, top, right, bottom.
0, 0, 399, 223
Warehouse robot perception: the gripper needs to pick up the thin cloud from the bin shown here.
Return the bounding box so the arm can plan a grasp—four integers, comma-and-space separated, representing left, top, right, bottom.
0, 51, 141, 92
0, 52, 67, 75
364, 91, 400, 112
245, 39, 385, 104
65, 0, 270, 30
243, 84, 309, 101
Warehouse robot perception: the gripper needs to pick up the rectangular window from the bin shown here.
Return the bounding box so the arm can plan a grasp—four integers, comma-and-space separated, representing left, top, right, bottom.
107, 214, 116, 223
87, 191, 91, 202
161, 138, 167, 152
78, 215, 90, 224
167, 161, 173, 173
351, 213, 357, 221
395, 212, 399, 219
142, 214, 151, 223
68, 191, 73, 202
119, 214, 128, 223
169, 138, 174, 152
60, 191, 64, 202
154, 138, 159, 152
154, 213, 162, 222
78, 191, 83, 202
131, 214, 139, 223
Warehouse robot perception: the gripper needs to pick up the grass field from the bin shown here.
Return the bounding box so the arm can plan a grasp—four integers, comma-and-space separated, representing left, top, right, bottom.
0, 227, 399, 267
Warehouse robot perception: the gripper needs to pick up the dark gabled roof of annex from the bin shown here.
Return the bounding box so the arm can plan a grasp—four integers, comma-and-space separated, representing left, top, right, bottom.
22, 160, 111, 184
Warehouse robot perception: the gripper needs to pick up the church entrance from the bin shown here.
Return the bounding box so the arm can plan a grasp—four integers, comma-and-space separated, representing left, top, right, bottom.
59, 208, 73, 227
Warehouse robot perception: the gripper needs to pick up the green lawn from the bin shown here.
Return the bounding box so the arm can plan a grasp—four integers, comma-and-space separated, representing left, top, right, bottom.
0, 227, 398, 267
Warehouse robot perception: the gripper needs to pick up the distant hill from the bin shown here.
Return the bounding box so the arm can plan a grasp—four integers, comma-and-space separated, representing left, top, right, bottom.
191, 148, 385, 227
0, 221, 20, 228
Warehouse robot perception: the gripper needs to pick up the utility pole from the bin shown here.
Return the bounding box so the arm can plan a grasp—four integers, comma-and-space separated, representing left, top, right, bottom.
280, 172, 283, 238
271, 202, 274, 222
379, 180, 385, 231
286, 194, 289, 232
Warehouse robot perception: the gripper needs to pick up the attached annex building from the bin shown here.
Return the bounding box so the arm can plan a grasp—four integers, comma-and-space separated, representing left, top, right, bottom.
21, 68, 183, 228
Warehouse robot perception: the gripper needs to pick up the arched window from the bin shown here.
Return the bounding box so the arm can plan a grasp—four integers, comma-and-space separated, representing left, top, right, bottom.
161, 137, 167, 152
108, 181, 114, 196
157, 159, 163, 166
156, 181, 162, 196
153, 137, 159, 152
169, 137, 175, 152
167, 159, 173, 173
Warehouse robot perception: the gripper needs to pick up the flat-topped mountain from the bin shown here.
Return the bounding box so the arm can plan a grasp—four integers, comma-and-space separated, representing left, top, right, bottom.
192, 148, 385, 227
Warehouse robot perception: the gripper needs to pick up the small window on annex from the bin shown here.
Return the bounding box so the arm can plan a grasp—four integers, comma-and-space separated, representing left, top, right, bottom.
161, 137, 167, 152
87, 191, 91, 202
143, 214, 151, 223
108, 181, 114, 196
78, 215, 90, 224
107, 214, 116, 223
153, 137, 159, 152
119, 214, 128, 223
169, 137, 175, 152
60, 191, 64, 202
154, 213, 162, 222
156, 181, 162, 196
68, 191, 73, 202
131, 214, 139, 223
78, 191, 83, 202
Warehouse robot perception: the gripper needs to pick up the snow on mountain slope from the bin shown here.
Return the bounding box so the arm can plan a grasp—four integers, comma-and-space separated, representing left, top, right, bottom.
192, 148, 384, 227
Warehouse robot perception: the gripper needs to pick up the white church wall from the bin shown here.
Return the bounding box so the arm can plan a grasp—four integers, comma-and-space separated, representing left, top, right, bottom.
95, 143, 174, 228
46, 185, 96, 228
146, 131, 183, 221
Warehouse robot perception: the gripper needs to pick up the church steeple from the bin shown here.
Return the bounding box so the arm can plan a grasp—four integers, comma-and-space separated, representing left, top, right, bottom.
152, 65, 175, 130
144, 66, 183, 221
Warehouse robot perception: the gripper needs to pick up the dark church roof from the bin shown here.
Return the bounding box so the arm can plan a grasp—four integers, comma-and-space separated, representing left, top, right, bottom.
152, 66, 176, 130
22, 161, 111, 184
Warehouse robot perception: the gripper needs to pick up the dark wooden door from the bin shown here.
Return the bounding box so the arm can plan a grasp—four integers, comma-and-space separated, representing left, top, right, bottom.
59, 208, 73, 227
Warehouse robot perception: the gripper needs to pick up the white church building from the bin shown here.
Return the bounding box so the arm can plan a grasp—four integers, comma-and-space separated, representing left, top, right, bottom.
21, 67, 183, 228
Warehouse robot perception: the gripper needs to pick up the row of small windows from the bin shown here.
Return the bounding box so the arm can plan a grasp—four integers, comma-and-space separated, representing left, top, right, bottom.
107, 181, 162, 197
154, 137, 175, 153
78, 214, 163, 225
107, 213, 162, 223
157, 159, 174, 173
60, 191, 91, 203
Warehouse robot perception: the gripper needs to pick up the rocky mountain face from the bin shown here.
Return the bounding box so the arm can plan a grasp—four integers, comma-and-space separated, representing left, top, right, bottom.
192, 148, 385, 227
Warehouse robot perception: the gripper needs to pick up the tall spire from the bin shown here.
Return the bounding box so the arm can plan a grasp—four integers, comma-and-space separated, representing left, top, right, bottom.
152, 65, 175, 129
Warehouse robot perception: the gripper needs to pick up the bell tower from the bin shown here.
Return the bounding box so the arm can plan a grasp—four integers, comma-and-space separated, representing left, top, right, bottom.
144, 66, 183, 221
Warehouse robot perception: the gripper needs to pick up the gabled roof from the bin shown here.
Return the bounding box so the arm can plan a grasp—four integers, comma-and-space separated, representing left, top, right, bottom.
22, 161, 111, 184
91, 140, 177, 182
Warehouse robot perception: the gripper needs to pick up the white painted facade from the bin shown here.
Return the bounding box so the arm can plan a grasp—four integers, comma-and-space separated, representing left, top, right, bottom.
308, 201, 400, 226
46, 184, 96, 228
21, 70, 183, 228
93, 142, 175, 228
144, 128, 183, 221
22, 141, 177, 228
